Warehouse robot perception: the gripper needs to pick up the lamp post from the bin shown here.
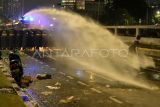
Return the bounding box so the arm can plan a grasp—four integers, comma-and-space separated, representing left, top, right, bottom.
146, 0, 148, 24
97, 0, 100, 22
21, 0, 24, 16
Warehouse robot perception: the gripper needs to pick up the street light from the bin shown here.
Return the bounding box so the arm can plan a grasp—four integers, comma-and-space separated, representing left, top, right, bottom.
155, 10, 160, 17
97, 0, 100, 22
155, 10, 160, 24
156, 10, 160, 15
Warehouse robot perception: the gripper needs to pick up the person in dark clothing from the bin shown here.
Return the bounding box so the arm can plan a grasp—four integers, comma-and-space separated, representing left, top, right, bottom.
9, 51, 23, 87
9, 52, 21, 63
129, 35, 141, 54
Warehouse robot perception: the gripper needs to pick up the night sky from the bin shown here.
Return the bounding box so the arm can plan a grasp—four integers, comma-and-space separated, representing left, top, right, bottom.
24, 0, 60, 13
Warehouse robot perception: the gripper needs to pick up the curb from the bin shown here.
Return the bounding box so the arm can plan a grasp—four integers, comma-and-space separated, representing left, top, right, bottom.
1, 60, 39, 107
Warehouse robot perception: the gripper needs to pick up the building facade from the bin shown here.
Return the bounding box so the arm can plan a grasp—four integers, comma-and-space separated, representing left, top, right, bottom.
85, 0, 105, 21
1, 0, 23, 20
0, 0, 3, 19
61, 0, 85, 10
61, 0, 105, 21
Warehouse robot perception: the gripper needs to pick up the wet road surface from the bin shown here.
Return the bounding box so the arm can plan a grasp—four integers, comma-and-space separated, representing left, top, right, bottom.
21, 53, 160, 107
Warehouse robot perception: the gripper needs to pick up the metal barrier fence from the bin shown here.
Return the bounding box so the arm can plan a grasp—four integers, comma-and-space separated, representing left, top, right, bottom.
0, 29, 52, 49
105, 25, 160, 38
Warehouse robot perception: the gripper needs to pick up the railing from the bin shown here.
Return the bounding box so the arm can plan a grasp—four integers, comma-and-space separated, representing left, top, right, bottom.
104, 25, 160, 38
0, 29, 50, 49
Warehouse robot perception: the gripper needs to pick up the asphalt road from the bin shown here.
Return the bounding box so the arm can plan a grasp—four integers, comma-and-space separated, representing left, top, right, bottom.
21, 53, 160, 107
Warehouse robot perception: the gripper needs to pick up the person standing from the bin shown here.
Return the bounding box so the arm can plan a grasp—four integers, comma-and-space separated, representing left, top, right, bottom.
9, 51, 23, 87
129, 35, 141, 54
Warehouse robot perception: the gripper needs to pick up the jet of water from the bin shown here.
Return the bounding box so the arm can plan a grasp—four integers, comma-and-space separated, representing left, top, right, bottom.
25, 8, 157, 90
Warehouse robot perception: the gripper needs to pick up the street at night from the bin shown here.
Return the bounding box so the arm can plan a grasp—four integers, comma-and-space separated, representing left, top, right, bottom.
0, 0, 160, 107
21, 51, 160, 107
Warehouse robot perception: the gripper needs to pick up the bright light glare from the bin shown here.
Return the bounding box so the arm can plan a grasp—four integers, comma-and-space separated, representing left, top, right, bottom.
30, 17, 34, 21
23, 17, 28, 21
22, 16, 34, 22
50, 24, 54, 27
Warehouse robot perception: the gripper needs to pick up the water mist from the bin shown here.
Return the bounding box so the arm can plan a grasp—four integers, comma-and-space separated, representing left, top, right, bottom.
25, 8, 157, 90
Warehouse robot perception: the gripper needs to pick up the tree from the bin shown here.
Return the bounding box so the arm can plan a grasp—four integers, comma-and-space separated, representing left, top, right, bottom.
113, 0, 147, 20
100, 0, 148, 25
100, 8, 133, 25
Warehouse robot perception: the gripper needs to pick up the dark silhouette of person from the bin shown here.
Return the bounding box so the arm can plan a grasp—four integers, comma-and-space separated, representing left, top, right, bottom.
129, 35, 141, 54
9, 51, 23, 86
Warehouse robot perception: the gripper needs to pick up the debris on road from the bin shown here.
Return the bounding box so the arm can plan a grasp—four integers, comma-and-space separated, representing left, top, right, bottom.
41, 91, 52, 96
55, 82, 61, 86
45, 82, 61, 90
46, 86, 60, 90
59, 96, 75, 103
42, 100, 48, 103
109, 96, 123, 104
23, 76, 33, 82
36, 74, 52, 80
21, 76, 33, 88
